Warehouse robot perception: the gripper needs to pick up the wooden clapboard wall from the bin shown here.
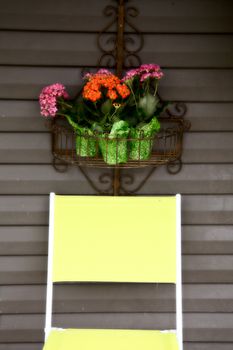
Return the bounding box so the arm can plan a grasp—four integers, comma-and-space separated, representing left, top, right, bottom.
0, 0, 233, 349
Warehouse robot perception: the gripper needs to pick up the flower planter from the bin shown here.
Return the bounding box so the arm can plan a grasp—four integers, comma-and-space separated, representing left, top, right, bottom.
40, 66, 190, 170
99, 136, 128, 165
129, 117, 160, 161
129, 134, 154, 161
50, 115, 189, 169
98, 120, 130, 165
76, 131, 98, 157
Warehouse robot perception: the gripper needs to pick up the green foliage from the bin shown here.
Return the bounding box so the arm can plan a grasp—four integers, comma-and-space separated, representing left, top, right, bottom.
138, 93, 159, 120
101, 99, 113, 115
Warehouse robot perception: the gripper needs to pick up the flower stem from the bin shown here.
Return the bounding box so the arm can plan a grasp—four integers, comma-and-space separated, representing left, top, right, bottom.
153, 82, 158, 96
110, 108, 119, 123
128, 84, 138, 112
59, 100, 73, 109
57, 112, 80, 132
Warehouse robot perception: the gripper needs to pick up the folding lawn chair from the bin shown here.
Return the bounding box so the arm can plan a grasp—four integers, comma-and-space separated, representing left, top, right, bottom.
43, 194, 183, 350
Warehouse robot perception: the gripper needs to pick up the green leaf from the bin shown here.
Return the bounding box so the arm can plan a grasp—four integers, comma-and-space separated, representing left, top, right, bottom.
91, 122, 103, 133
82, 101, 99, 117
101, 99, 113, 115
64, 115, 81, 132
134, 117, 160, 137
138, 93, 159, 118
109, 120, 130, 138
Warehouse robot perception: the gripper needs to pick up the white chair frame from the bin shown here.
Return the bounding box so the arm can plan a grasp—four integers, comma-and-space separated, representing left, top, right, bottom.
44, 193, 183, 350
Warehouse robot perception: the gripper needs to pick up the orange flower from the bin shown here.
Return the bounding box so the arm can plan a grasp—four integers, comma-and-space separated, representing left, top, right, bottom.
116, 84, 130, 98
82, 71, 131, 102
83, 81, 102, 101
107, 89, 118, 100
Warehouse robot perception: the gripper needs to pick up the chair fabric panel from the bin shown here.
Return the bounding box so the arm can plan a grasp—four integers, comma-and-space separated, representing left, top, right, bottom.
52, 196, 177, 283
43, 328, 179, 350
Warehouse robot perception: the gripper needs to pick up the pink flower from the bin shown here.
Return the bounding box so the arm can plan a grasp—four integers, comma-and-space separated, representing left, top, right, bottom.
121, 68, 139, 82
140, 73, 151, 82
83, 72, 93, 80
39, 83, 69, 117
151, 71, 164, 79
122, 64, 163, 83
97, 68, 112, 75
140, 64, 160, 72
83, 69, 112, 81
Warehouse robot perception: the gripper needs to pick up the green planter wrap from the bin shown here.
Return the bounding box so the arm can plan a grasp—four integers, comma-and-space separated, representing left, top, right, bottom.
76, 128, 98, 157
99, 120, 130, 165
64, 115, 98, 157
129, 117, 160, 160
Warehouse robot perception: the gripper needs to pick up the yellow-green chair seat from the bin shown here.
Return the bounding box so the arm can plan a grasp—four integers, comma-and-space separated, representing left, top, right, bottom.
43, 328, 179, 350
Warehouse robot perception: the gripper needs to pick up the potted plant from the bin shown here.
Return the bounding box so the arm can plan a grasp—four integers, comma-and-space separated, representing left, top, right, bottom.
39, 82, 99, 158
81, 69, 131, 164
122, 64, 165, 160
39, 70, 131, 163
39, 64, 166, 165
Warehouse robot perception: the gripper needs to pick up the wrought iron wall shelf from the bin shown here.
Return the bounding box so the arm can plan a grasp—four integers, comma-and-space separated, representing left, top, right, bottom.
51, 113, 189, 170
49, 0, 191, 195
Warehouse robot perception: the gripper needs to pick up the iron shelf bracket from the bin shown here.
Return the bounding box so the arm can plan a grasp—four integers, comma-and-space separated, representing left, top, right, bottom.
51, 0, 190, 195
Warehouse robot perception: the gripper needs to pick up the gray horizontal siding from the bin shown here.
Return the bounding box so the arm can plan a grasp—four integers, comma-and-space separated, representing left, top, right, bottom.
0, 346, 43, 350
1, 284, 233, 313
0, 0, 232, 348
185, 346, 233, 350
0, 132, 233, 163
184, 103, 233, 131
1, 67, 233, 101
1, 225, 233, 256
1, 32, 233, 68
0, 0, 232, 33
183, 226, 233, 254
183, 133, 233, 163
0, 226, 47, 255
1, 313, 233, 342
0, 101, 44, 131
1, 101, 233, 132
0, 164, 232, 194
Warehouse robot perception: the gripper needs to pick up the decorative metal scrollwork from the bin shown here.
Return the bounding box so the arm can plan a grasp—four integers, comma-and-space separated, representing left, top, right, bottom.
76, 167, 158, 196
166, 158, 182, 175
166, 102, 187, 119
50, 0, 191, 195
97, 0, 143, 75
120, 168, 157, 195
78, 167, 112, 195
53, 157, 69, 173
